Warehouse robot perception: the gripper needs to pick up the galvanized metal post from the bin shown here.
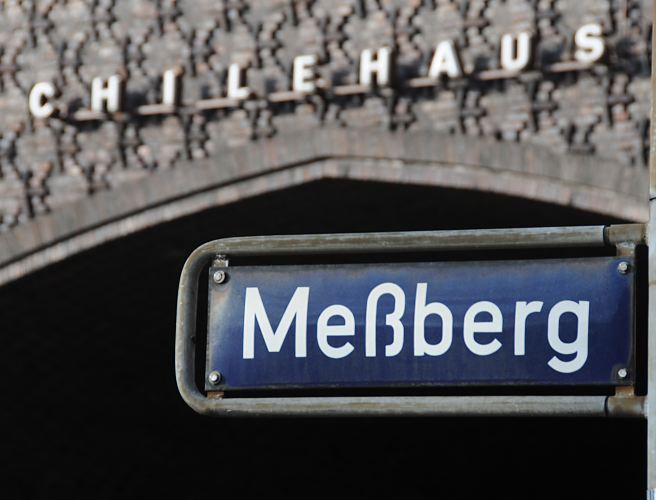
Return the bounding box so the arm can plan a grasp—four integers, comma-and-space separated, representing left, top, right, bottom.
648, 2, 656, 498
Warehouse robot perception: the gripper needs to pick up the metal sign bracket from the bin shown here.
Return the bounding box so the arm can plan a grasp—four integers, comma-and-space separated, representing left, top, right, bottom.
175, 225, 646, 418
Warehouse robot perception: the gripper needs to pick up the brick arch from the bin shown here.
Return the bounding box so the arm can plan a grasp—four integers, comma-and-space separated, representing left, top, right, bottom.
0, 128, 646, 286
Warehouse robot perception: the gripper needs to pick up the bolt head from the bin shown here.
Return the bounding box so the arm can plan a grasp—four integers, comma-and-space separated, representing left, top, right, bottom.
617, 368, 628, 379
213, 270, 226, 284
208, 371, 222, 385
617, 261, 630, 274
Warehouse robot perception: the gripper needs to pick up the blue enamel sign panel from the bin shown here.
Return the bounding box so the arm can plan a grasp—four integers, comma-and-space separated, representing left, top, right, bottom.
206, 257, 634, 391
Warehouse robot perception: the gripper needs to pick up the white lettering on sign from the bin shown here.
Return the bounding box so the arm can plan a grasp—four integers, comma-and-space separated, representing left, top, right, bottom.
317, 304, 355, 359
29, 22, 609, 118
547, 300, 590, 373
243, 284, 591, 374
413, 283, 453, 356
365, 282, 405, 357
463, 301, 503, 356
513, 301, 544, 355
242, 286, 309, 359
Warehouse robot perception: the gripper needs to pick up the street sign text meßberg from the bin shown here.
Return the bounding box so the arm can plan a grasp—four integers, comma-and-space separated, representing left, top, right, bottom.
175, 226, 646, 417
207, 258, 633, 392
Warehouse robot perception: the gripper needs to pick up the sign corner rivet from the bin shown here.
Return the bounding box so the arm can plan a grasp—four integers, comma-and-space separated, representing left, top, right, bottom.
617, 367, 628, 379
617, 261, 630, 274
208, 371, 222, 385
213, 270, 226, 284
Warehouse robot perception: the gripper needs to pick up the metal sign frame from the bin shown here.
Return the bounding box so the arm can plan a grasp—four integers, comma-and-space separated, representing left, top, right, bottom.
176, 224, 646, 418
646, 5, 656, 498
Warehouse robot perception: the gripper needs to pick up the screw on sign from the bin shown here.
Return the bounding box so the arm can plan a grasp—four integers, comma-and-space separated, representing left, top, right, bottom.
617, 261, 631, 274
208, 371, 222, 385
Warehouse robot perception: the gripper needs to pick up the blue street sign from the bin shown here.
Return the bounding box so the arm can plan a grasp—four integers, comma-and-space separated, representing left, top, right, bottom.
206, 257, 634, 391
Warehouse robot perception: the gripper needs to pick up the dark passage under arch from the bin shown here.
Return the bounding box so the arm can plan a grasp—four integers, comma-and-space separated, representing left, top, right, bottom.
3, 179, 644, 498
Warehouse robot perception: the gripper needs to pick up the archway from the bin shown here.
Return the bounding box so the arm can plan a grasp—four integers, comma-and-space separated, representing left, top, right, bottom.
0, 129, 645, 286
2, 178, 643, 498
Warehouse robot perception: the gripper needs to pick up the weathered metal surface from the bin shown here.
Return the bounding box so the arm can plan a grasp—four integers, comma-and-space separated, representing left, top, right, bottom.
649, 207, 656, 494
648, 2, 656, 496
604, 224, 648, 246
185, 394, 632, 418
606, 392, 646, 418
175, 225, 645, 417
207, 258, 634, 391
210, 226, 608, 256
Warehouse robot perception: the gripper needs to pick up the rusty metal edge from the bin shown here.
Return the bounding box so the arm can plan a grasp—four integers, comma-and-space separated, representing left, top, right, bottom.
604, 223, 647, 246
175, 225, 644, 417
606, 394, 647, 418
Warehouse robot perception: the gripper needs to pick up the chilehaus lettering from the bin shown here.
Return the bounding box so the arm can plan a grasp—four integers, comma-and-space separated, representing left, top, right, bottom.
28, 24, 605, 120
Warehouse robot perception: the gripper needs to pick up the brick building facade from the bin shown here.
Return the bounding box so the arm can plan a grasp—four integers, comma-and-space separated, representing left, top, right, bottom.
0, 0, 652, 284
1, 1, 651, 498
